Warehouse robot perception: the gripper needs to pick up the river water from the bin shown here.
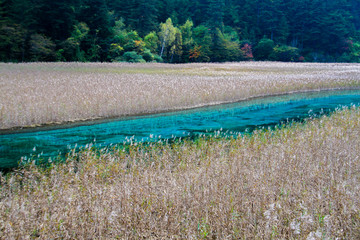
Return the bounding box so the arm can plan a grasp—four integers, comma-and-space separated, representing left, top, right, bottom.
1, 89, 360, 169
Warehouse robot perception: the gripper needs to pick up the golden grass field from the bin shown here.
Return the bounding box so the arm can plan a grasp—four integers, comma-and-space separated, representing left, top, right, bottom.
1, 62, 360, 129
1, 62, 360, 239
1, 107, 359, 239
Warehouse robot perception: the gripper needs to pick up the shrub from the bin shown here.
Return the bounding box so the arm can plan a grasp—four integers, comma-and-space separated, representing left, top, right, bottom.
153, 54, 163, 62
240, 41, 254, 61
122, 51, 146, 63
254, 38, 275, 60
142, 49, 154, 62
269, 45, 300, 62
29, 34, 56, 61
108, 43, 124, 61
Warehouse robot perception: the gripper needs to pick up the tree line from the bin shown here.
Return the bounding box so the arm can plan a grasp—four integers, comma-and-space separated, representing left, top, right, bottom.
1, 0, 360, 63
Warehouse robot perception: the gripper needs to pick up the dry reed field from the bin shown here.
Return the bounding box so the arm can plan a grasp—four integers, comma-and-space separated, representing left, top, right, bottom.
0, 106, 359, 239
1, 62, 360, 129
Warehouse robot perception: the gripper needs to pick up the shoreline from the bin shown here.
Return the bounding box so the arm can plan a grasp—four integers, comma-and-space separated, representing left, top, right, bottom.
1, 86, 359, 135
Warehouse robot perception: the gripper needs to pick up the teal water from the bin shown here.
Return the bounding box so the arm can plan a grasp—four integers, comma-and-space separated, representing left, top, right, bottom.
1, 89, 360, 169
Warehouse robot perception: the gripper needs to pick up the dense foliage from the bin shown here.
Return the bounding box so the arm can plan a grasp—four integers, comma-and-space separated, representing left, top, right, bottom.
1, 0, 360, 63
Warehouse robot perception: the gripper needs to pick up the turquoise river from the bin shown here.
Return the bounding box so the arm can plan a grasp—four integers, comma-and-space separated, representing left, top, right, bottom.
1, 89, 360, 170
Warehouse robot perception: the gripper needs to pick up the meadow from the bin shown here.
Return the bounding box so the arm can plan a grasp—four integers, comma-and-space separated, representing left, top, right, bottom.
1, 62, 360, 239
1, 62, 360, 130
0, 106, 359, 239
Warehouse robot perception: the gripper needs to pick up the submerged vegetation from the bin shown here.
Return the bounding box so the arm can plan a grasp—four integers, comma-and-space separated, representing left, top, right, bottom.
0, 106, 359, 238
1, 62, 360, 130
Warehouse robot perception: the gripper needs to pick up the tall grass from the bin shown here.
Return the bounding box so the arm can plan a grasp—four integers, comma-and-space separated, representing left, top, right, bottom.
1, 62, 359, 129
1, 106, 359, 239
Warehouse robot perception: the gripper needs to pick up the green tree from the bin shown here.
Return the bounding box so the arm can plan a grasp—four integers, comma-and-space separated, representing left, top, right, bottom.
110, 19, 149, 62
254, 37, 275, 60
136, 0, 160, 36
207, 0, 225, 32
277, 15, 289, 44
180, 19, 194, 62
80, 0, 112, 61
269, 45, 300, 62
109, 0, 160, 36
61, 22, 89, 61
121, 51, 145, 62
34, 0, 77, 41
350, 40, 360, 62
223, 26, 240, 42
193, 25, 212, 62
0, 22, 26, 61
0, 0, 7, 25
144, 31, 159, 53
8, 0, 37, 32
225, 40, 242, 61
210, 28, 228, 62
29, 33, 56, 61
1, 0, 360, 62
159, 18, 176, 59
142, 49, 154, 62
108, 43, 124, 61
123, 31, 144, 53
341, 38, 360, 62
170, 27, 183, 62
110, 20, 139, 59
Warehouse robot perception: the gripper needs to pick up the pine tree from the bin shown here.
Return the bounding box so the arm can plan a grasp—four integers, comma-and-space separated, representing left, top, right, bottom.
193, 25, 212, 62
207, 0, 225, 32
80, 0, 112, 61
0, 0, 7, 25
180, 19, 194, 62
192, 0, 209, 26
210, 28, 227, 61
136, 0, 159, 36
34, 0, 77, 41
277, 15, 289, 44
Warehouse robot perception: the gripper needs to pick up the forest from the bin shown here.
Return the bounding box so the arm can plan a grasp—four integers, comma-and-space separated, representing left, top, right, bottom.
0, 0, 360, 63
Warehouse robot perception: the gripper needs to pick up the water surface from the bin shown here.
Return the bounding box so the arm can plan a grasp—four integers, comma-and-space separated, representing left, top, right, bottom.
1, 89, 360, 169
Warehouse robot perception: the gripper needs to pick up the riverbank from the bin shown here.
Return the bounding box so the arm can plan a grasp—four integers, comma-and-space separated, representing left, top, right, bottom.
1, 106, 359, 239
1, 62, 360, 130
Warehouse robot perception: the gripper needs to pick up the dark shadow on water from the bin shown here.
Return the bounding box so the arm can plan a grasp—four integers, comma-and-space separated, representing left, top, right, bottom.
1, 89, 360, 170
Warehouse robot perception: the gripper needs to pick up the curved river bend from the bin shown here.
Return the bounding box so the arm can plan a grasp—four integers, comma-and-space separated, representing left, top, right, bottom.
1, 89, 360, 169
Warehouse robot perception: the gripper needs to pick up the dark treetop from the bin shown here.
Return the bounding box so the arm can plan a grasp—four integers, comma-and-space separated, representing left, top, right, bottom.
1, 0, 360, 63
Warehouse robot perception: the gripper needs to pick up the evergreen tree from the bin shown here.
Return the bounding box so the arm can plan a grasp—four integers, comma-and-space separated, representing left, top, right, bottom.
29, 33, 56, 61
180, 19, 194, 62
193, 25, 212, 62
207, 0, 225, 32
136, 0, 159, 36
34, 0, 77, 41
0, 0, 7, 24
61, 22, 89, 61
210, 28, 227, 61
191, 0, 209, 26
80, 0, 112, 61
1, 0, 360, 62
350, 0, 360, 30
277, 15, 289, 44
173, 0, 193, 24
0, 22, 26, 61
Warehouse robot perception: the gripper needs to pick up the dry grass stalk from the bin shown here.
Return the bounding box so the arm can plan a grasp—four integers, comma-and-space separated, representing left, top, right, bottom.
1, 62, 360, 129
1, 107, 359, 239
